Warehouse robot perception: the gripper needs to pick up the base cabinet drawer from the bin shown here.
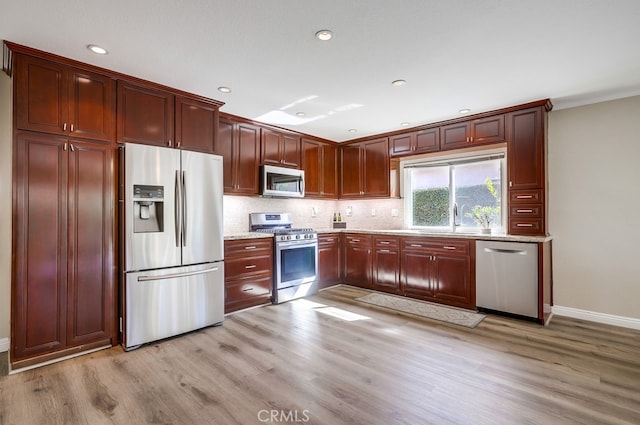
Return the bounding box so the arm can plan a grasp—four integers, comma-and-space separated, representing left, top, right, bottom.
224, 238, 273, 313
509, 218, 544, 235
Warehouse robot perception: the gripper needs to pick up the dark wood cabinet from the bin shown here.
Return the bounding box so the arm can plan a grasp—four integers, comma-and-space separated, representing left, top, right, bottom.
340, 137, 389, 198
224, 238, 273, 313
117, 81, 174, 147
175, 96, 219, 153
261, 128, 301, 168
217, 116, 261, 195
371, 237, 400, 294
389, 127, 439, 157
342, 234, 372, 288
14, 54, 116, 143
441, 114, 505, 150
12, 132, 115, 367
507, 106, 547, 235
318, 233, 341, 289
400, 237, 474, 309
302, 138, 337, 198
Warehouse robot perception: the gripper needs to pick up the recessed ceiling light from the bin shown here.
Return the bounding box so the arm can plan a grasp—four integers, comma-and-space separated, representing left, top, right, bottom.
218, 86, 232, 93
348, 129, 357, 133
459, 108, 471, 114
315, 30, 333, 41
400, 122, 410, 127
87, 44, 108, 55
391, 79, 407, 87
296, 112, 306, 117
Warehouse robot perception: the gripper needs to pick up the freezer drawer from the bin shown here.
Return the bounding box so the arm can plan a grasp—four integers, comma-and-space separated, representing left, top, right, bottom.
123, 262, 224, 349
476, 241, 538, 318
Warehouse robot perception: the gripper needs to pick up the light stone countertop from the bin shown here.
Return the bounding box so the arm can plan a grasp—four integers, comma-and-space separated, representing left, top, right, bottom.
226, 229, 552, 243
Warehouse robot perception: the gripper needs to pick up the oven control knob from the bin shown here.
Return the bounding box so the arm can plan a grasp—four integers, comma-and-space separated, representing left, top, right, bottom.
286, 235, 291, 240
296, 234, 301, 239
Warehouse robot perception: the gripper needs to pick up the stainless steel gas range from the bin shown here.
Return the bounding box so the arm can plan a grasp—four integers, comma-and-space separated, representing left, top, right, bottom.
249, 213, 318, 304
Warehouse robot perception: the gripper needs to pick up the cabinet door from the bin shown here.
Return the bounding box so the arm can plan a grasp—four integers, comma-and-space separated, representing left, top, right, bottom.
414, 127, 440, 154
117, 81, 174, 147
235, 123, 260, 194
13, 133, 69, 359
217, 117, 236, 192
343, 235, 371, 287
507, 107, 544, 190
281, 133, 301, 168
318, 235, 341, 289
434, 254, 472, 307
390, 133, 413, 156
440, 122, 469, 150
362, 137, 389, 197
175, 96, 218, 153
340, 145, 363, 197
68, 68, 115, 143
372, 245, 400, 293
14, 54, 68, 135
260, 128, 282, 166
321, 144, 338, 197
470, 114, 505, 145
401, 251, 437, 298
66, 141, 115, 346
302, 138, 321, 197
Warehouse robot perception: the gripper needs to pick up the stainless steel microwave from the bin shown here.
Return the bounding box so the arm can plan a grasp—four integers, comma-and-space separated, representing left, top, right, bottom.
260, 165, 305, 198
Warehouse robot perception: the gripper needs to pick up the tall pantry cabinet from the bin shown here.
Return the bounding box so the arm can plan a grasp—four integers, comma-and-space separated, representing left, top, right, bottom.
9, 48, 117, 369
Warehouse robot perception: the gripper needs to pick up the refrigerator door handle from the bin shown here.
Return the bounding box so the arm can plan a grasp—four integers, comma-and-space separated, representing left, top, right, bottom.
182, 170, 187, 247
137, 266, 220, 282
174, 170, 182, 247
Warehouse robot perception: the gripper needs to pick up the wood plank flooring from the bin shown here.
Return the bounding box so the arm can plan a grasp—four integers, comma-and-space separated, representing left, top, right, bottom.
1, 285, 639, 424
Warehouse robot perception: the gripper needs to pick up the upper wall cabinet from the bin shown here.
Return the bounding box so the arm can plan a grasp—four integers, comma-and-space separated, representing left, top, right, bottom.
302, 137, 338, 198
261, 128, 301, 168
217, 116, 261, 195
340, 137, 389, 198
175, 96, 219, 153
117, 81, 175, 148
440, 114, 505, 150
14, 54, 116, 143
389, 127, 440, 157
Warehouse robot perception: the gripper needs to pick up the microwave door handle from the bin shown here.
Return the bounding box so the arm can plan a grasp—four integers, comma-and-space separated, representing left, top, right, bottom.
182, 170, 187, 247
300, 177, 304, 195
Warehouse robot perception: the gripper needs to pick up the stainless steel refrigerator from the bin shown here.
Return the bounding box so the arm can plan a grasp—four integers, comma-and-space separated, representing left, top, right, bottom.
120, 143, 224, 350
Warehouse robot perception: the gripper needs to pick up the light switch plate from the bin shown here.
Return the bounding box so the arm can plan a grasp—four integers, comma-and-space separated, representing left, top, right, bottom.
371, 208, 376, 216
391, 208, 399, 217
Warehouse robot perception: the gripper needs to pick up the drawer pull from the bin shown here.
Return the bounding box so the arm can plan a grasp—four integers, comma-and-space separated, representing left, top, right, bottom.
242, 288, 254, 292
378, 249, 390, 253
245, 265, 257, 269
516, 223, 534, 227
516, 209, 534, 213
410, 244, 422, 247
516, 195, 534, 199
379, 241, 390, 245
351, 239, 360, 242
443, 246, 456, 250
244, 246, 257, 250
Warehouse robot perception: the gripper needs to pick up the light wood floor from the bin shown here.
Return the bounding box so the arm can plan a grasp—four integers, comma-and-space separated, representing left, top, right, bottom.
1, 285, 639, 425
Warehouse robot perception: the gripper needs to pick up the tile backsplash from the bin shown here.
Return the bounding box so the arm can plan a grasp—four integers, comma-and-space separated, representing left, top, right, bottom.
223, 196, 404, 235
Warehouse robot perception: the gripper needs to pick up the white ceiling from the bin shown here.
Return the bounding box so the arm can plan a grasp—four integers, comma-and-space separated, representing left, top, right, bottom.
2, 0, 640, 142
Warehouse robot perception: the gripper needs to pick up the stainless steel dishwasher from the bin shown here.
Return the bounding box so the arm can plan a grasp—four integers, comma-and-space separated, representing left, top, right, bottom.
476, 241, 538, 319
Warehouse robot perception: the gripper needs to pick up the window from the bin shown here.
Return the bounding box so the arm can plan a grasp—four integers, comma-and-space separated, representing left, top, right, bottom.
403, 150, 505, 232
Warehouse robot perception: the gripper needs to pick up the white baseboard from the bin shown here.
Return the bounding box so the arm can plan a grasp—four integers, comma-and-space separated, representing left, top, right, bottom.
552, 305, 640, 330
0, 337, 8, 353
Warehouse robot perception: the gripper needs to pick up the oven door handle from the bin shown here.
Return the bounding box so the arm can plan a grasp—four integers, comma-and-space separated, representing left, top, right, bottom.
276, 241, 318, 249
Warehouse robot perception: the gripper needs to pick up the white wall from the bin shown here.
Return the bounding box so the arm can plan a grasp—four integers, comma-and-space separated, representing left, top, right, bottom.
0, 70, 11, 347
548, 95, 640, 320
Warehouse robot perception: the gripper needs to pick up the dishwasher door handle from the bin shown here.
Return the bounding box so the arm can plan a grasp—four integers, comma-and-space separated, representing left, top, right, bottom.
483, 247, 528, 255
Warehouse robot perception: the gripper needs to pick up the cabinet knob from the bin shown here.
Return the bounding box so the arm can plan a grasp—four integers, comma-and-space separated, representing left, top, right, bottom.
70, 124, 74, 132
63, 123, 67, 131
168, 140, 173, 148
